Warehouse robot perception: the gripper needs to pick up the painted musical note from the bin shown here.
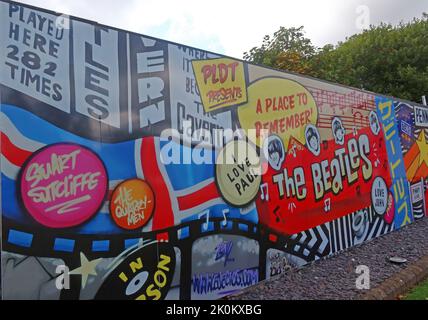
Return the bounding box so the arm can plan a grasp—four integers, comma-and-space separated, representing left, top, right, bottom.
324, 198, 331, 213
222, 209, 229, 227
374, 159, 381, 168
323, 140, 329, 150
288, 202, 296, 213
260, 183, 269, 201
290, 144, 297, 158
273, 206, 282, 222
198, 209, 210, 231
352, 111, 364, 129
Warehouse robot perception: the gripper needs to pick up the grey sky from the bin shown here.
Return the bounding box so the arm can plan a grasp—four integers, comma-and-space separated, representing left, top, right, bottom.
12, 0, 428, 58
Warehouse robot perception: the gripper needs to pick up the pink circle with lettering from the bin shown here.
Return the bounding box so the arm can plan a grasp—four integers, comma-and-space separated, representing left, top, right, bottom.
20, 143, 108, 228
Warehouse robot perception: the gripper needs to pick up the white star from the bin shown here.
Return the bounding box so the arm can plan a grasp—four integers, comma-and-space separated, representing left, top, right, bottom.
70, 252, 102, 289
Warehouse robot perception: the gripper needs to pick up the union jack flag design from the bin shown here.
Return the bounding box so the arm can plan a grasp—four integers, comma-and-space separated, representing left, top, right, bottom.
0, 104, 258, 237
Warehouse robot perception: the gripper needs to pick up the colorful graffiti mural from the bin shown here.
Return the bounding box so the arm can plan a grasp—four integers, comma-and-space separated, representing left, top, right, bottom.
1, 1, 427, 300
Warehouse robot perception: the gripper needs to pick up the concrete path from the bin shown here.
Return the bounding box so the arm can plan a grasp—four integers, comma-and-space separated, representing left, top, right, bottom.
227, 218, 428, 300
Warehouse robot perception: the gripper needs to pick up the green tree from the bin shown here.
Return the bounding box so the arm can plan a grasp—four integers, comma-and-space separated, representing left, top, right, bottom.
313, 14, 428, 102
243, 26, 316, 75
244, 14, 428, 103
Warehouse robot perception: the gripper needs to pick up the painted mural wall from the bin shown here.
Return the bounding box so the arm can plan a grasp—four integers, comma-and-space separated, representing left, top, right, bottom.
1, 0, 427, 300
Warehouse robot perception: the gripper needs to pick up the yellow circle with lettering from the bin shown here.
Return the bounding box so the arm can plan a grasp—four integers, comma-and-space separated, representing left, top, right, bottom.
215, 140, 261, 207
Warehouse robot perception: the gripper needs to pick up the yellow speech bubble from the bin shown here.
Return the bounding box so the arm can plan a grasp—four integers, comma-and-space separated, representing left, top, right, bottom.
237, 77, 318, 149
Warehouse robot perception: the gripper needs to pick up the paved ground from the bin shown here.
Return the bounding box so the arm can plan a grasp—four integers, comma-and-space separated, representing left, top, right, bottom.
228, 217, 428, 300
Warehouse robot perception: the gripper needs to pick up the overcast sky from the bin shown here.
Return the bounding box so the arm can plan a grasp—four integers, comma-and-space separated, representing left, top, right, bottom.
14, 0, 428, 58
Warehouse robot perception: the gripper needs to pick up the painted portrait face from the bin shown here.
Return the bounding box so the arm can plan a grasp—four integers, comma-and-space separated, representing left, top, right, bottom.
336, 127, 344, 141
369, 111, 380, 135
266, 135, 285, 171
305, 124, 320, 156
370, 114, 377, 127
332, 117, 345, 145
270, 150, 280, 166
309, 135, 318, 151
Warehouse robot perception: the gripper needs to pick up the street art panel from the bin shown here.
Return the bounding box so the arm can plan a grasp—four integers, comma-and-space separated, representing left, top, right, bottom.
1, 0, 427, 300
395, 102, 428, 218
191, 235, 259, 300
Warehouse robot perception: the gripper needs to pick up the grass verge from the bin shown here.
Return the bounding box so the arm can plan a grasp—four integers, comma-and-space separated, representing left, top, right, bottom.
404, 277, 428, 300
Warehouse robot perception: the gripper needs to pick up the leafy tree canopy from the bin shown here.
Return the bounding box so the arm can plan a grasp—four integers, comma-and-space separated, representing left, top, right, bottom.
243, 13, 428, 103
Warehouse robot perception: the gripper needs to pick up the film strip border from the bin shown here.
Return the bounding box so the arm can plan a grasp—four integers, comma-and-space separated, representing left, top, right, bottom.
4, 206, 400, 270
2, 217, 317, 263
